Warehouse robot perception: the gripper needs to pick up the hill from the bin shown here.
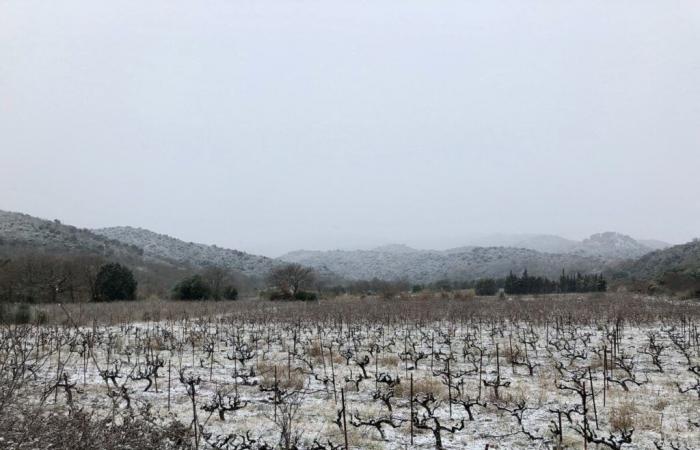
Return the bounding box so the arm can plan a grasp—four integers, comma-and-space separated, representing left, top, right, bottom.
618, 239, 700, 280
280, 232, 659, 283
93, 226, 277, 278
463, 232, 655, 260
462, 234, 579, 254
280, 245, 606, 284
0, 210, 148, 261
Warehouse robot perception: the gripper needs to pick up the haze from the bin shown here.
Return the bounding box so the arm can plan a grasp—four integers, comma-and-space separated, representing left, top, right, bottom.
1, 0, 699, 257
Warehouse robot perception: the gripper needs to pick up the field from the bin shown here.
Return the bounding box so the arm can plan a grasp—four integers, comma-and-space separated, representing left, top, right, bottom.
2, 293, 700, 449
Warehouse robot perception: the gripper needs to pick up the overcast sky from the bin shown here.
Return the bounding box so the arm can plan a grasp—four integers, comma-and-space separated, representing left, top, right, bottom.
1, 0, 699, 257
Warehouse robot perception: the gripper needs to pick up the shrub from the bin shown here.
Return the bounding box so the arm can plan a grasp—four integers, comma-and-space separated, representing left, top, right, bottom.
268, 290, 290, 301
172, 275, 211, 300
13, 304, 32, 324
475, 278, 498, 296
34, 308, 48, 324
222, 285, 238, 300
293, 291, 318, 301
94, 263, 137, 301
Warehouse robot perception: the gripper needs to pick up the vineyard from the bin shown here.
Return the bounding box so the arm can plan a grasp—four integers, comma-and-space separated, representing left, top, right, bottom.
2, 294, 700, 449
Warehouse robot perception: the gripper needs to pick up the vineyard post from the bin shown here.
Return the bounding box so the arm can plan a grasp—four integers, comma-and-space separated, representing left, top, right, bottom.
274, 366, 278, 422
341, 388, 349, 450
588, 367, 598, 429
330, 343, 337, 403
603, 347, 607, 407
558, 410, 563, 447
447, 357, 452, 418
167, 359, 171, 411
478, 348, 483, 400
410, 373, 414, 446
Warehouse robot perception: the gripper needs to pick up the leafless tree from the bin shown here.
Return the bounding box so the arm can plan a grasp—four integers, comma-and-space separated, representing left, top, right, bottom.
267, 264, 316, 298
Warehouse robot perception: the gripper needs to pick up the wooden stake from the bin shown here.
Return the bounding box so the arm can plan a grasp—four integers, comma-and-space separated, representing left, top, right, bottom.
341, 388, 349, 450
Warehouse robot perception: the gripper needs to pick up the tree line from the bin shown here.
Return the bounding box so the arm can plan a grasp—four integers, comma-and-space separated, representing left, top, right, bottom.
0, 250, 606, 303
503, 269, 606, 295
0, 252, 245, 303
411, 270, 607, 296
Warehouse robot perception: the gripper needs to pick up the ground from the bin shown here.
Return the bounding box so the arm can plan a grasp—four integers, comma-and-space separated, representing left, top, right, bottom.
1, 293, 699, 449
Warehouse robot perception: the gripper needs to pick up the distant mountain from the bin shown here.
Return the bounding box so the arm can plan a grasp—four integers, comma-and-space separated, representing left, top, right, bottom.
637, 239, 672, 251
572, 232, 653, 260
0, 210, 147, 261
2, 210, 666, 286
464, 234, 579, 254
372, 244, 422, 254
93, 226, 277, 278
0, 210, 279, 279
280, 232, 663, 283
462, 232, 656, 260
279, 246, 605, 284
617, 239, 700, 280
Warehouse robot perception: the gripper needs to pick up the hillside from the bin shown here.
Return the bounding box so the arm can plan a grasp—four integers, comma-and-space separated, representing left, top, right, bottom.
280, 232, 658, 283
280, 245, 605, 283
618, 239, 700, 280
0, 210, 148, 262
638, 239, 672, 251
463, 234, 579, 254
94, 226, 277, 277
463, 232, 655, 260
572, 232, 653, 260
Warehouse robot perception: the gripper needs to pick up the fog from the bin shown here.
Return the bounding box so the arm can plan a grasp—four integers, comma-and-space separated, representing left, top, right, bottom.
1, 0, 699, 256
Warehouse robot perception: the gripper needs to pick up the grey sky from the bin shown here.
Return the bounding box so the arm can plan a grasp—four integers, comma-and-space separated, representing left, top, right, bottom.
1, 0, 699, 257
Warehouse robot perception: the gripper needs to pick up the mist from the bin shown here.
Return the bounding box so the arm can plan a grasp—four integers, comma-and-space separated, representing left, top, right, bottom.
2, 0, 699, 256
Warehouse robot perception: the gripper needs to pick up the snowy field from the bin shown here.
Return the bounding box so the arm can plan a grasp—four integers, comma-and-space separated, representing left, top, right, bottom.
2, 294, 700, 449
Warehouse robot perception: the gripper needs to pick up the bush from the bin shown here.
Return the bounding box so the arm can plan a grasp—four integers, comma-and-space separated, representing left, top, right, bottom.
94, 263, 137, 301
268, 290, 290, 301
172, 275, 211, 300
267, 290, 317, 301
14, 304, 33, 324
222, 285, 238, 300
475, 278, 498, 296
293, 291, 318, 301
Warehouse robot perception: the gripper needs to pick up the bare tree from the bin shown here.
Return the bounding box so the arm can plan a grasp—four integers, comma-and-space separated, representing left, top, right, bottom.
267, 264, 316, 298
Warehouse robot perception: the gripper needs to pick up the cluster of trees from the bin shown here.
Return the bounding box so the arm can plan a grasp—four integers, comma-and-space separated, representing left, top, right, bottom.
0, 253, 135, 303
0, 251, 245, 303
326, 277, 411, 299
503, 270, 606, 295
558, 270, 607, 293
474, 278, 498, 296
503, 270, 560, 295
172, 270, 239, 301
0, 250, 607, 304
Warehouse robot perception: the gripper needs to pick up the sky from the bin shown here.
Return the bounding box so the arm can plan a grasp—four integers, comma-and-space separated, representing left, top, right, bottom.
1, 0, 699, 257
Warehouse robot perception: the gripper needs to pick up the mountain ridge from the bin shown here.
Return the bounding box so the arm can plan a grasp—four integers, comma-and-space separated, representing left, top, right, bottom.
1, 209, 668, 284
279, 232, 660, 283
93, 226, 277, 277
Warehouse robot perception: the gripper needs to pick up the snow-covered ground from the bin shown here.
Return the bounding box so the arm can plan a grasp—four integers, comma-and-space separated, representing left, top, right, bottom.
7, 309, 700, 449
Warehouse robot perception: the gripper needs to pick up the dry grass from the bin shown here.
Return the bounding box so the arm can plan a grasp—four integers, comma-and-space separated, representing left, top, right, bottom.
256, 361, 306, 391
610, 400, 636, 432
395, 376, 447, 400
378, 355, 400, 366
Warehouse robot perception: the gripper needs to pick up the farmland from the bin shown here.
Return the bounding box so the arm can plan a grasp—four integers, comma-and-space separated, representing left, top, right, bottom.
2, 293, 700, 449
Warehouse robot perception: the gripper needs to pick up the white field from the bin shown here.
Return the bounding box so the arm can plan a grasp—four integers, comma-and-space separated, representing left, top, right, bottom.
5, 297, 700, 449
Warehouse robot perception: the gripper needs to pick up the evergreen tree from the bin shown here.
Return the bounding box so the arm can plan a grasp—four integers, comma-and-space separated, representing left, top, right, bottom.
475, 278, 498, 296
94, 263, 137, 301
172, 275, 212, 300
